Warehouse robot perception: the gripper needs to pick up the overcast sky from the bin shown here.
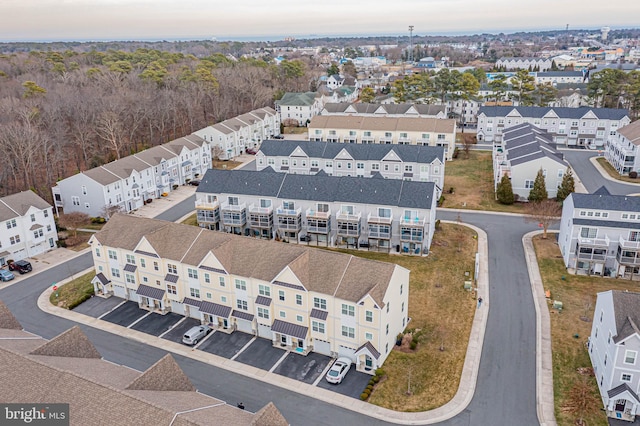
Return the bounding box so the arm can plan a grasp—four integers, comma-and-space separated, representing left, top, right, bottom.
1, 0, 639, 42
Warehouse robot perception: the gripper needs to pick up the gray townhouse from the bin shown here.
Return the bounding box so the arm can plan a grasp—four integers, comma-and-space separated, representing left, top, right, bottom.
320, 102, 447, 119
493, 123, 570, 200
589, 290, 640, 422
255, 139, 445, 194
477, 106, 630, 148
605, 119, 640, 176
53, 135, 210, 218
558, 187, 640, 279
195, 168, 438, 256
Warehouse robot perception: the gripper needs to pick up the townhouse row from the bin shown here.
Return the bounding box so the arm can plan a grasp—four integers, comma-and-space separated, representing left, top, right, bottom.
90, 214, 409, 373
605, 119, 640, 175
195, 168, 438, 255
308, 115, 457, 160
0, 191, 58, 265
255, 139, 445, 193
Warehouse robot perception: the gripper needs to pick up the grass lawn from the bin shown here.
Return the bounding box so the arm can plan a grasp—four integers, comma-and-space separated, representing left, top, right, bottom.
283, 126, 308, 135
533, 234, 640, 426
443, 151, 526, 214
595, 157, 640, 184
212, 159, 243, 170
181, 213, 198, 227
331, 223, 477, 411
50, 271, 95, 309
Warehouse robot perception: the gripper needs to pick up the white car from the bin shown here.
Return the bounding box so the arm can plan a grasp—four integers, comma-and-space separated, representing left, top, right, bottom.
182, 325, 209, 345
325, 357, 352, 384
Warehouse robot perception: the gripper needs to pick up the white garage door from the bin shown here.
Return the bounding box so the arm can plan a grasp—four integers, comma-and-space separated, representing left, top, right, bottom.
337, 345, 355, 361
313, 338, 331, 356
128, 289, 137, 301
171, 301, 185, 316
113, 285, 127, 299
187, 306, 200, 319
236, 319, 253, 334
257, 323, 272, 339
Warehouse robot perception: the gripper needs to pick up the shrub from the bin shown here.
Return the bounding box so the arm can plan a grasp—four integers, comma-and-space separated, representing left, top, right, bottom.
438, 195, 445, 206
57, 240, 67, 248
172, 184, 179, 190
452, 147, 459, 159
630, 171, 638, 179
435, 219, 441, 230
360, 393, 369, 401
375, 368, 386, 377
448, 187, 455, 194
368, 378, 376, 386
372, 375, 380, 383
366, 385, 374, 391
410, 341, 418, 350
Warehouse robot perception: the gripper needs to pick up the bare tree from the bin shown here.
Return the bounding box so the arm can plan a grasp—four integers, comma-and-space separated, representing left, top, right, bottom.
58, 212, 91, 238
525, 200, 562, 239
95, 110, 125, 160
561, 376, 600, 426
100, 204, 123, 220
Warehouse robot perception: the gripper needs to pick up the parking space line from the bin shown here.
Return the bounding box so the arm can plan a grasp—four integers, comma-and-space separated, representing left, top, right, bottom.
313, 359, 335, 387
268, 351, 290, 373
194, 329, 216, 349
127, 311, 152, 329
158, 316, 186, 339
97, 300, 126, 320
230, 336, 257, 361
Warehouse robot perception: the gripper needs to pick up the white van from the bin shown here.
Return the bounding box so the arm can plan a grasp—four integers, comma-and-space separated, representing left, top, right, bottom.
182, 325, 209, 345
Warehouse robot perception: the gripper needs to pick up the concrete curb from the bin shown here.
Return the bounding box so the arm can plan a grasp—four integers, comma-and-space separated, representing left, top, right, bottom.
522, 231, 557, 426
37, 224, 490, 424
589, 156, 640, 187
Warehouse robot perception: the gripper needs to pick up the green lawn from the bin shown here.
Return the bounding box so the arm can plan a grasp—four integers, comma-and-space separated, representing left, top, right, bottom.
50, 271, 95, 310
595, 157, 640, 184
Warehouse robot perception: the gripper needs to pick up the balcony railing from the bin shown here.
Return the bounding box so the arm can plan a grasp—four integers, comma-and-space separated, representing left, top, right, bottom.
617, 253, 640, 265
400, 217, 426, 227
367, 213, 393, 224
379, 137, 393, 144
249, 204, 273, 215
336, 211, 361, 222
195, 199, 220, 210
277, 206, 301, 217
277, 217, 301, 230
221, 201, 246, 212
306, 219, 330, 234
577, 251, 607, 261
416, 138, 430, 145
619, 236, 640, 250
306, 208, 331, 220
337, 224, 360, 237
578, 236, 610, 248
400, 232, 424, 242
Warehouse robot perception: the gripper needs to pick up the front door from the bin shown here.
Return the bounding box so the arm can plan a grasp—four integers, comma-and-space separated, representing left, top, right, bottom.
281, 335, 287, 346
297, 339, 303, 348
615, 399, 626, 412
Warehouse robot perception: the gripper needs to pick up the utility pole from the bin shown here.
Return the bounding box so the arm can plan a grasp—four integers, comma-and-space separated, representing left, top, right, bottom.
408, 25, 414, 63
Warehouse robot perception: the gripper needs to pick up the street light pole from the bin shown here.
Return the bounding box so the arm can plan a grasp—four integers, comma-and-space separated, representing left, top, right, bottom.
408, 25, 414, 63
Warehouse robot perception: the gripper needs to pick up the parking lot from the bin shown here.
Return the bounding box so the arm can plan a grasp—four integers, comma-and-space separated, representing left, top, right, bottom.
74, 296, 369, 398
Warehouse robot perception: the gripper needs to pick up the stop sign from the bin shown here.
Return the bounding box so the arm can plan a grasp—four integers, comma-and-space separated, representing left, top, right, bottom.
52, 285, 58, 291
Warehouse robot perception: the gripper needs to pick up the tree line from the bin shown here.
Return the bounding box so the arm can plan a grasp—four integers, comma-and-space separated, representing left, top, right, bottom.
0, 48, 317, 200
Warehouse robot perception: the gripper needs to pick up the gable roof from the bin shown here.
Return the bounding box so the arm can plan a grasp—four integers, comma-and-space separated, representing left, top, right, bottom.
198, 169, 436, 210
0, 300, 22, 330
309, 115, 456, 133
322, 102, 445, 116
502, 123, 568, 167
95, 214, 401, 306
275, 92, 320, 107
0, 190, 52, 221
250, 402, 288, 426
569, 191, 640, 212
478, 106, 629, 120
617, 120, 640, 145
126, 354, 195, 392
610, 291, 640, 343
257, 139, 444, 164
30, 326, 101, 359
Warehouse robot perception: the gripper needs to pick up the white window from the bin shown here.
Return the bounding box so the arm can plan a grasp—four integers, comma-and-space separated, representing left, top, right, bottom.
190, 288, 200, 298
125, 273, 135, 284
257, 307, 270, 319
365, 310, 373, 322
236, 299, 248, 310
341, 304, 355, 316
140, 259, 146, 268
365, 332, 373, 340
219, 277, 225, 287
204, 273, 210, 283
622, 373, 632, 382
313, 297, 327, 310
341, 326, 355, 338
580, 227, 597, 239
221, 295, 227, 303
167, 284, 177, 294
167, 264, 177, 274
126, 254, 135, 264
279, 311, 286, 318
108, 250, 117, 260
296, 315, 303, 322
72, 196, 80, 206
258, 284, 271, 297
278, 290, 285, 301
188, 268, 198, 279
625, 350, 637, 364
296, 294, 302, 305
111, 267, 120, 278
235, 279, 247, 290
524, 180, 534, 189
312, 321, 325, 333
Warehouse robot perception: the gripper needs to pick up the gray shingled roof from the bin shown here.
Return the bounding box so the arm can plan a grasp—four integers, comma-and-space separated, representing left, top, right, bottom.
257, 139, 444, 163
573, 218, 640, 230
309, 309, 328, 320
232, 310, 255, 321
30, 326, 102, 359
0, 301, 22, 330
200, 301, 232, 318
322, 102, 446, 116
0, 190, 52, 221
607, 383, 640, 403
255, 296, 272, 306
478, 105, 629, 120
610, 290, 640, 343
136, 284, 166, 300
198, 169, 436, 210
275, 92, 319, 107
271, 319, 308, 340
355, 340, 381, 359
570, 191, 640, 212
502, 123, 568, 167
182, 298, 202, 308
126, 354, 195, 392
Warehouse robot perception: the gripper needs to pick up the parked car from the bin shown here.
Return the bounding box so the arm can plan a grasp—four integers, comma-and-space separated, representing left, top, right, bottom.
245, 148, 257, 155
325, 357, 352, 384
188, 179, 201, 186
182, 325, 209, 345
273, 134, 285, 139
8, 260, 32, 274
0, 269, 15, 282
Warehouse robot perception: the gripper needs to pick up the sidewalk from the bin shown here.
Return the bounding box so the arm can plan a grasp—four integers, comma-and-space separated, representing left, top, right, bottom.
589, 156, 640, 188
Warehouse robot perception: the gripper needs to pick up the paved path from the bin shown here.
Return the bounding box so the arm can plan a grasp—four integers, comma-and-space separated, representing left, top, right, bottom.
562, 149, 640, 195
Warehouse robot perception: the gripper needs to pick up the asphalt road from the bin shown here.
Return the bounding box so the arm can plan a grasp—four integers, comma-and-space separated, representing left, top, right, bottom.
0, 197, 545, 425
562, 149, 639, 195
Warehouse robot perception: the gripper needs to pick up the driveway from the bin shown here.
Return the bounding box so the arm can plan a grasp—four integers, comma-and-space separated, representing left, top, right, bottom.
130, 312, 183, 336
73, 295, 124, 318
316, 365, 371, 399
198, 330, 254, 359
162, 317, 201, 343
234, 338, 287, 371
273, 351, 331, 384
562, 149, 639, 195
100, 301, 148, 327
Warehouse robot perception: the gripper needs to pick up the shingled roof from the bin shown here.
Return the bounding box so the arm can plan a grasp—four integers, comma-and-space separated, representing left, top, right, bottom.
570, 188, 640, 212
0, 190, 52, 221
30, 326, 101, 359
126, 354, 195, 392
250, 402, 289, 426
617, 120, 640, 145
502, 123, 568, 167
610, 290, 640, 343
309, 115, 456, 133
478, 105, 629, 120
0, 300, 22, 330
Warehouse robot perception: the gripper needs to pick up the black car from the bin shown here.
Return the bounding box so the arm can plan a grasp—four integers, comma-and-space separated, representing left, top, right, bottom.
188, 179, 201, 186
273, 134, 285, 139
9, 260, 32, 274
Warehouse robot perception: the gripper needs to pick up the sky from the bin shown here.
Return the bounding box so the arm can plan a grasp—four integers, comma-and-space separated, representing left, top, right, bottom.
1, 0, 640, 42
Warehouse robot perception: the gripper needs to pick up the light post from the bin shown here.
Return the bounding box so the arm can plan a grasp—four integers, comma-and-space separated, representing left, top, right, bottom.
408, 25, 414, 63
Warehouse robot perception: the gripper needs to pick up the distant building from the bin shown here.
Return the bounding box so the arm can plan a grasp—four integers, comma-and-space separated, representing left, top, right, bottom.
275, 92, 324, 127
496, 57, 552, 71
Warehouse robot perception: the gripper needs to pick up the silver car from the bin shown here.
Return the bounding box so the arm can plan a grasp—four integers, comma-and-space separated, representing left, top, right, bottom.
182, 325, 209, 345
0, 269, 15, 282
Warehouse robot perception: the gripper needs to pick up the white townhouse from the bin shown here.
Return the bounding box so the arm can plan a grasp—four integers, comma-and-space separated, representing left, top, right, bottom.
274, 92, 324, 127
493, 124, 570, 200
0, 191, 57, 265
195, 168, 438, 256
605, 119, 640, 175
320, 102, 447, 119
495, 57, 552, 71
558, 187, 640, 279
308, 115, 457, 161
89, 214, 410, 374
589, 290, 640, 422
255, 139, 445, 193
326, 74, 359, 90
52, 135, 211, 218
535, 71, 587, 85
193, 107, 279, 160
477, 106, 631, 148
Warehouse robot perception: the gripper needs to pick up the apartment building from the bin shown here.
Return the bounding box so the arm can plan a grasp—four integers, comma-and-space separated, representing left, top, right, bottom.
193, 107, 279, 160
558, 187, 640, 279
89, 214, 410, 373
308, 115, 457, 160
477, 106, 630, 147
195, 168, 437, 255
52, 135, 211, 218
320, 102, 447, 119
0, 191, 58, 265
493, 124, 570, 200
495, 57, 552, 71
255, 139, 445, 192
605, 119, 640, 175
275, 92, 324, 126
588, 290, 640, 422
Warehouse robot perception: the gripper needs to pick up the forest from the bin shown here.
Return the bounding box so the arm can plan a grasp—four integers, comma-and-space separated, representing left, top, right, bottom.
0, 48, 317, 200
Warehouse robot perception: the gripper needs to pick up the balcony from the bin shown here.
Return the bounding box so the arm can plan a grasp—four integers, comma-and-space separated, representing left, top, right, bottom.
577, 247, 607, 261
619, 236, 640, 250
617, 245, 640, 265
400, 227, 424, 242
379, 137, 393, 144
578, 235, 610, 248
336, 211, 361, 222
416, 138, 430, 145
306, 216, 331, 234
368, 223, 391, 239
306, 208, 331, 220
367, 212, 393, 225
249, 204, 273, 215
196, 199, 220, 210
249, 205, 273, 228
221, 202, 246, 226
400, 216, 426, 227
